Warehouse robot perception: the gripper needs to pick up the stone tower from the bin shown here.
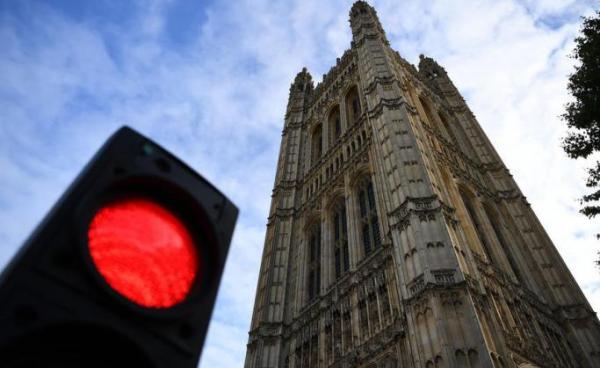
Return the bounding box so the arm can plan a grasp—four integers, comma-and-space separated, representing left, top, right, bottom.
244, 2, 600, 367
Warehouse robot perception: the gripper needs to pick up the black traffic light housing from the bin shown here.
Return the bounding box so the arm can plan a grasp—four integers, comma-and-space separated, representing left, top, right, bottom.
0, 127, 238, 367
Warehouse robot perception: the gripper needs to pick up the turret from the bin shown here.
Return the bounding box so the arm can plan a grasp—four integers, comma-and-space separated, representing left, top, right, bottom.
245, 69, 312, 368
418, 54, 449, 91
285, 68, 313, 128
349, 1, 388, 46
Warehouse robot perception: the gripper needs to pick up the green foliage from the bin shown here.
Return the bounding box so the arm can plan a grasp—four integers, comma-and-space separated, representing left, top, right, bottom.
562, 11, 600, 220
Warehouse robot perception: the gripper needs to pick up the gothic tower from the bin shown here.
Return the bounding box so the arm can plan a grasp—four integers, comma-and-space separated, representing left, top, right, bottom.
244, 2, 600, 367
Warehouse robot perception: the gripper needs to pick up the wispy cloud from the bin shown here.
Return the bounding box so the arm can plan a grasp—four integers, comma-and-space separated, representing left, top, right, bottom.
0, 1, 598, 367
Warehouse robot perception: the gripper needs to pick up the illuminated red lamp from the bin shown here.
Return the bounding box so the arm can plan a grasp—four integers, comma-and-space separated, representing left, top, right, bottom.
87, 198, 199, 308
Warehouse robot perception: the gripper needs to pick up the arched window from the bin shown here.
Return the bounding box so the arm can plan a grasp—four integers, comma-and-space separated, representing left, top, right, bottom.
483, 204, 523, 282
357, 178, 381, 256
333, 309, 341, 359
302, 341, 309, 368
332, 200, 350, 278
438, 112, 456, 143
358, 300, 368, 337
439, 111, 477, 158
307, 223, 321, 302
419, 95, 448, 137
309, 334, 318, 367
468, 349, 480, 368
345, 86, 361, 125
311, 124, 323, 165
379, 278, 392, 324
459, 188, 494, 264
294, 346, 301, 367
342, 309, 352, 351
418, 96, 435, 127
434, 356, 444, 368
324, 323, 332, 363
455, 350, 467, 366
368, 290, 379, 330
328, 105, 342, 145
419, 96, 454, 144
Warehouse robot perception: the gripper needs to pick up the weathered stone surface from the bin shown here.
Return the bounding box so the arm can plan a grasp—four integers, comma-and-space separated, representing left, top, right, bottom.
245, 2, 600, 367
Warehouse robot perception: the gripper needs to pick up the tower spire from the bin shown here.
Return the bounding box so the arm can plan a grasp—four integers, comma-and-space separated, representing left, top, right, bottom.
284, 67, 313, 129
246, 3, 600, 368
349, 1, 388, 45
289, 67, 313, 96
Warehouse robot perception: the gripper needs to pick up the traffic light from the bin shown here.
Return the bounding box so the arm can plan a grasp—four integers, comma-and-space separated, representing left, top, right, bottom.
0, 127, 238, 367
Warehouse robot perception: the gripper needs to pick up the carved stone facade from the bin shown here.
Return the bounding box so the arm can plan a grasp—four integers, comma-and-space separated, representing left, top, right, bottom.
244, 2, 600, 367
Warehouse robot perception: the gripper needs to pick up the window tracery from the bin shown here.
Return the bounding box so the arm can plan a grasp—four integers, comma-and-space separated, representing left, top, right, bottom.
307, 223, 321, 302
368, 290, 379, 332
309, 335, 318, 367
329, 105, 342, 146
459, 188, 494, 264
418, 95, 452, 143
332, 199, 350, 278
345, 86, 361, 125
333, 309, 342, 359
342, 309, 352, 352
359, 299, 368, 339
483, 204, 523, 283
311, 124, 323, 165
357, 177, 381, 256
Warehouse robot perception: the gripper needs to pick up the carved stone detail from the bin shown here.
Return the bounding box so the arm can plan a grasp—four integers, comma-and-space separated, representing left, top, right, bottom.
245, 2, 600, 368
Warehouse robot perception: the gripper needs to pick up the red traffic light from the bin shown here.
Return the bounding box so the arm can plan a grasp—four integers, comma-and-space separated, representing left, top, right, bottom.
0, 127, 238, 367
88, 198, 199, 308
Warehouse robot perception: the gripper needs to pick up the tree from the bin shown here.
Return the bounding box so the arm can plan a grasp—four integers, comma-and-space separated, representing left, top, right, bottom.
562, 11, 600, 232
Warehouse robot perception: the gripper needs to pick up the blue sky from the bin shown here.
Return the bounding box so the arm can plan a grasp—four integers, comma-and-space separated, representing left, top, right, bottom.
1, 0, 599, 366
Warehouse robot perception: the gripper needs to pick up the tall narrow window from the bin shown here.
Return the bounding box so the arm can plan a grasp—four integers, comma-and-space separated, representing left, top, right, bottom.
438, 112, 457, 143
302, 341, 309, 368
358, 178, 381, 257
295, 347, 301, 368
345, 86, 361, 125
333, 310, 341, 359
459, 189, 494, 264
329, 106, 341, 146
324, 324, 332, 363
310, 335, 318, 367
332, 200, 350, 278
307, 223, 321, 302
342, 310, 352, 351
418, 96, 434, 127
359, 300, 369, 338
439, 111, 477, 158
419, 96, 439, 126
379, 282, 391, 324
311, 124, 323, 165
368, 291, 379, 332
419, 96, 451, 142
484, 204, 523, 282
